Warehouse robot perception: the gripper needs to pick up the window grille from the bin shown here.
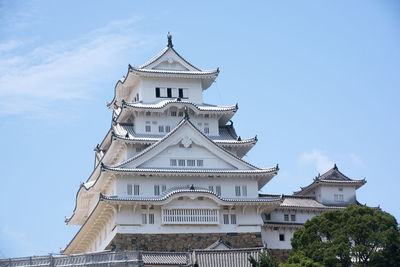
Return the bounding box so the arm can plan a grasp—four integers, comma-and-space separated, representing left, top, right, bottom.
134, 185, 139, 195
127, 184, 132, 195
142, 214, 147, 224
223, 214, 229, 224
165, 126, 171, 132
145, 125, 151, 132
149, 214, 154, 224
197, 160, 204, 167
284, 214, 289, 221
158, 125, 164, 133
242, 185, 247, 196
178, 159, 185, 166
162, 185, 167, 193
291, 214, 296, 221
170, 159, 177, 166
204, 127, 209, 134
208, 185, 214, 192
162, 209, 219, 224
187, 159, 195, 166
154, 185, 160, 196
230, 214, 237, 224
170, 111, 177, 116
235, 186, 241, 196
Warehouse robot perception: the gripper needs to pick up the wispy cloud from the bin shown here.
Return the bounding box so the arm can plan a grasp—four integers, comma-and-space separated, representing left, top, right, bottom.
299, 149, 334, 173
0, 17, 151, 116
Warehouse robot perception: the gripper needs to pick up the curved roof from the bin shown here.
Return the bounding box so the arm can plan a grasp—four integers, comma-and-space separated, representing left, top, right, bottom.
294, 164, 366, 195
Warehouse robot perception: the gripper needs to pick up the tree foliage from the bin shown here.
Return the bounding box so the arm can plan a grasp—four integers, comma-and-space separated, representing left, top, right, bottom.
248, 251, 279, 267
286, 205, 400, 266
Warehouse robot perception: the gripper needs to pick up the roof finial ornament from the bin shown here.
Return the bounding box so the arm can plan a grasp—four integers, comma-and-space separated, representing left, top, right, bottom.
167, 32, 173, 48
334, 163, 338, 170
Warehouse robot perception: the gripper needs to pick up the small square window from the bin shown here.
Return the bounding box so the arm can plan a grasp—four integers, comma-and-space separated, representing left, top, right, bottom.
149, 214, 154, 224
142, 214, 147, 224
291, 214, 296, 221
170, 159, 177, 166
134, 185, 140, 195
127, 184, 132, 195
178, 159, 185, 166
197, 160, 204, 167
178, 111, 183, 117
279, 234, 285, 241
204, 114, 209, 118
135, 147, 142, 152
187, 159, 195, 166
264, 213, 271, 220
235, 186, 241, 196
223, 214, 229, 224
204, 127, 209, 134
284, 214, 289, 221
145, 125, 151, 132
146, 111, 151, 116
154, 185, 160, 196
230, 214, 236, 224
165, 126, 171, 132
158, 125, 164, 133
171, 111, 177, 116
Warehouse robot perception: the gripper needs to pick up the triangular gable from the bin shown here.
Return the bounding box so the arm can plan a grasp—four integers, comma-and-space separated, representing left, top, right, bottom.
116, 118, 259, 171
139, 47, 201, 72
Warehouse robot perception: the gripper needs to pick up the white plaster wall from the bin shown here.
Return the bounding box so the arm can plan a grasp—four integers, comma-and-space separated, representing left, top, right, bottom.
265, 210, 319, 224
133, 110, 219, 136
319, 185, 356, 205
116, 176, 259, 198
139, 78, 203, 104
261, 227, 296, 249
113, 202, 262, 235
139, 144, 235, 169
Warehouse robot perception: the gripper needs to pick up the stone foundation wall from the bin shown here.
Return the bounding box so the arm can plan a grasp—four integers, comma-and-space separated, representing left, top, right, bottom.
268, 249, 291, 263
107, 232, 263, 252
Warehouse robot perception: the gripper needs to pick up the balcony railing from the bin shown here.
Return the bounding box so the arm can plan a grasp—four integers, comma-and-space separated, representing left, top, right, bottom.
162, 208, 219, 224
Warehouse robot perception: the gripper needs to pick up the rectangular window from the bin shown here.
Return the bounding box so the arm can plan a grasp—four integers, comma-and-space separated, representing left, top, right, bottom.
230, 214, 237, 224
187, 159, 195, 167
154, 185, 160, 196
178, 159, 185, 166
223, 214, 229, 224
235, 186, 241, 196
155, 87, 160, 97
145, 125, 151, 132
204, 127, 209, 134
178, 88, 183, 98
338, 187, 343, 192
204, 114, 209, 118
142, 214, 147, 224
172, 88, 178, 98
208, 185, 214, 192
162, 185, 167, 193
291, 214, 296, 221
216, 185, 221, 196
158, 125, 164, 133
279, 234, 285, 241
334, 194, 344, 202
134, 185, 140, 195
167, 88, 172, 98
197, 160, 204, 167
152, 121, 157, 125
284, 214, 289, 221
170, 159, 177, 166
135, 147, 142, 152
160, 87, 166, 97
183, 88, 188, 98
146, 111, 151, 116
149, 213, 155, 224
242, 185, 247, 197
264, 213, 271, 221
178, 111, 183, 117
165, 126, 171, 132
127, 184, 132, 195
170, 111, 177, 116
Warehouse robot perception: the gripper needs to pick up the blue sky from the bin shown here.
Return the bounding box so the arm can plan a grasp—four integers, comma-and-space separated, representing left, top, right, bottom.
0, 0, 399, 258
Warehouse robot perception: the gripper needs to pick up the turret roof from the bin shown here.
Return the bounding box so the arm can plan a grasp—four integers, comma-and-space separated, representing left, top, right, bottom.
293, 164, 366, 195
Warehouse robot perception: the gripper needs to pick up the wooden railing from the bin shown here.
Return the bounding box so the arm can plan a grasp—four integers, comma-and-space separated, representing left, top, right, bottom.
162, 208, 219, 224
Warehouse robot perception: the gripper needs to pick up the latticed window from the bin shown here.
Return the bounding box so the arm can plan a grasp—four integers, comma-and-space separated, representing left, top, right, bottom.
187, 159, 195, 166
284, 214, 289, 221
235, 186, 241, 196
197, 160, 203, 167
216, 185, 221, 196
127, 184, 132, 195
223, 214, 229, 224
178, 159, 185, 166
162, 209, 219, 224
230, 214, 237, 224
149, 214, 155, 224
134, 185, 140, 195
154, 185, 160, 196
170, 159, 177, 166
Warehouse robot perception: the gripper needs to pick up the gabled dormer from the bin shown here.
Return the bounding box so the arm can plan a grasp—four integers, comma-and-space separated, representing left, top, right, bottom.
294, 164, 366, 206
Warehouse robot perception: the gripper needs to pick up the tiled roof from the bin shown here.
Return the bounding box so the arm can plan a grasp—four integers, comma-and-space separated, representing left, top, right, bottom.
142, 251, 188, 265
100, 186, 282, 203
102, 164, 278, 177
294, 165, 366, 195
129, 66, 219, 77
191, 248, 263, 267
112, 123, 256, 145
123, 99, 237, 112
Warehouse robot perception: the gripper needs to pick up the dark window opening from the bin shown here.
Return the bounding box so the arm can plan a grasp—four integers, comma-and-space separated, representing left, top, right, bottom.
179, 88, 183, 98
279, 234, 285, 241
155, 87, 160, 97
167, 88, 172, 98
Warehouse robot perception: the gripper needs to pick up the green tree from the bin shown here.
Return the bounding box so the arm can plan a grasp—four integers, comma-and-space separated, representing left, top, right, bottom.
248, 251, 279, 267
286, 205, 400, 267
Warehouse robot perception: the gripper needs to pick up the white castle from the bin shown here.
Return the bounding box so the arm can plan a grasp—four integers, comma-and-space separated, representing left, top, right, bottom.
63, 34, 366, 255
